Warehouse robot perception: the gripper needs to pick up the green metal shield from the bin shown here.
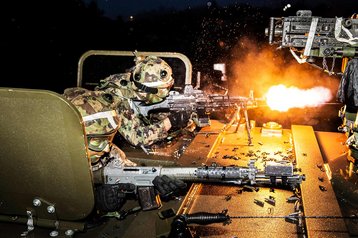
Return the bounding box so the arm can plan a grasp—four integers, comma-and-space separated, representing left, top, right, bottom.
0, 88, 94, 222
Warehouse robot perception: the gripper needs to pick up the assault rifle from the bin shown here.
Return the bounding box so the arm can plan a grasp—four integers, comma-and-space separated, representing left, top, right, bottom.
93, 160, 305, 211
265, 10, 358, 74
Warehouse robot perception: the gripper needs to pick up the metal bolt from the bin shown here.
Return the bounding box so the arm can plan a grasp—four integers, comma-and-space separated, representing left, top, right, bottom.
33, 198, 41, 207
47, 205, 55, 214
65, 230, 74, 236
49, 231, 58, 237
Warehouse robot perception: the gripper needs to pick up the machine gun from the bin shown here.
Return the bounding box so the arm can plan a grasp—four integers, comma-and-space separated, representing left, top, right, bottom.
132, 84, 264, 145
132, 84, 262, 128
93, 160, 305, 211
265, 10, 358, 75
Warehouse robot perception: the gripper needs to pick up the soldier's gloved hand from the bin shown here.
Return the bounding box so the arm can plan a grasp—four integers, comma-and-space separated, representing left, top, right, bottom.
168, 111, 191, 129
95, 183, 135, 212
152, 175, 187, 200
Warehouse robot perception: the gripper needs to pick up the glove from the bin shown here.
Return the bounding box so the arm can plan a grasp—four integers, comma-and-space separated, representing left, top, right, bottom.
168, 111, 191, 129
94, 183, 135, 212
152, 175, 187, 200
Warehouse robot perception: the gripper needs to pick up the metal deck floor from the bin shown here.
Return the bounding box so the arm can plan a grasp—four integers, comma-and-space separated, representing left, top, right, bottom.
175, 123, 353, 237
1, 121, 357, 237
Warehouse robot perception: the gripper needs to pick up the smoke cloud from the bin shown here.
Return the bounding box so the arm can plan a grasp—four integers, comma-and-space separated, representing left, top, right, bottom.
228, 37, 339, 98
227, 37, 342, 130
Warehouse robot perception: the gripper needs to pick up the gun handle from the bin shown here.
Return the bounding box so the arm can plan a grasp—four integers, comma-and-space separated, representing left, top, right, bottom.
137, 186, 162, 211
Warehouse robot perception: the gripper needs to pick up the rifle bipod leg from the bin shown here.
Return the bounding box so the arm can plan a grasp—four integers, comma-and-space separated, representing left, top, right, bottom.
244, 109, 253, 145
233, 108, 252, 145
223, 106, 240, 132
233, 106, 242, 133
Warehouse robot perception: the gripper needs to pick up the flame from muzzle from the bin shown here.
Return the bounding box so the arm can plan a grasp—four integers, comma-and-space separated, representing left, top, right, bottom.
265, 84, 333, 112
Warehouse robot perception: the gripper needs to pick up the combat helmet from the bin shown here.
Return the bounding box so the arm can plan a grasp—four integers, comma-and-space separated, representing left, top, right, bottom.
131, 56, 174, 104
63, 88, 121, 166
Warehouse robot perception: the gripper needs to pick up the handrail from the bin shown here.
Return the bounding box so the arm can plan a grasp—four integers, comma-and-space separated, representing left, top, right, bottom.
77, 50, 193, 87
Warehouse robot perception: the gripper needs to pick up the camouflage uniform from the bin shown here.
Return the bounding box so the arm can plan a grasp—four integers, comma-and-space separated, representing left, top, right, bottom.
63, 56, 174, 168
63, 87, 136, 169
97, 73, 171, 146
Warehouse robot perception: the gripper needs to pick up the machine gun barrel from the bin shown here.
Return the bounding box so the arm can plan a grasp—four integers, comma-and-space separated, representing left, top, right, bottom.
161, 165, 257, 185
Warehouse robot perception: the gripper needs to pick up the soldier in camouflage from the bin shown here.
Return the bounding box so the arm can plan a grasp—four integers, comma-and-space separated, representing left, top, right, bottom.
63, 87, 137, 169
63, 56, 188, 212
64, 56, 182, 166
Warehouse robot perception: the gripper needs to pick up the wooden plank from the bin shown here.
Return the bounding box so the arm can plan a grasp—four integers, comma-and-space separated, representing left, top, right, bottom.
291, 125, 349, 237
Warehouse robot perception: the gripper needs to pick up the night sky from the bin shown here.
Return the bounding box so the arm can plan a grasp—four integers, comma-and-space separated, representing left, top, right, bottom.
2, 0, 358, 99
88, 0, 354, 20
89, 0, 274, 19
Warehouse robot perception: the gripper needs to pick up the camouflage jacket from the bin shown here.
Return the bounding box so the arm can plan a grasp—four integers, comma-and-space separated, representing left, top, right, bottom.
63, 74, 169, 147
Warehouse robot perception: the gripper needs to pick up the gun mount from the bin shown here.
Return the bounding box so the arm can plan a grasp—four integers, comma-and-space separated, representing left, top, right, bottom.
265, 10, 358, 74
